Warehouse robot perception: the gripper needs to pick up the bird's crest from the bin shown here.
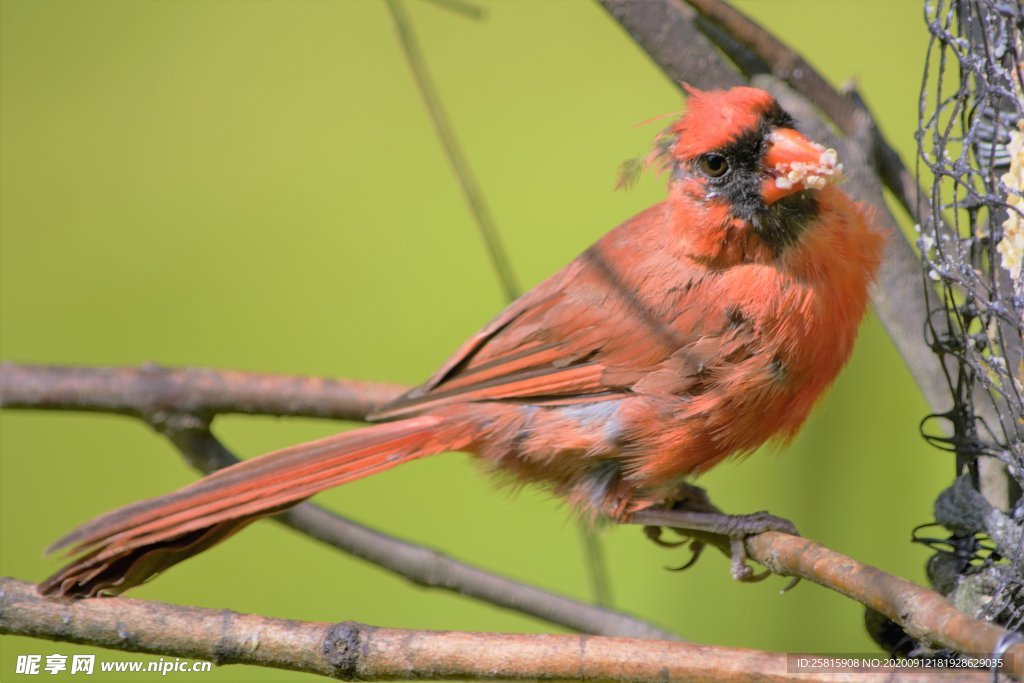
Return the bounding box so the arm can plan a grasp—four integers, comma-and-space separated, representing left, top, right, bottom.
617, 85, 779, 190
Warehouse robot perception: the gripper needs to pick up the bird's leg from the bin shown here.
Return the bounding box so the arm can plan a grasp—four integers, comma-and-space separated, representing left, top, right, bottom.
627, 484, 799, 584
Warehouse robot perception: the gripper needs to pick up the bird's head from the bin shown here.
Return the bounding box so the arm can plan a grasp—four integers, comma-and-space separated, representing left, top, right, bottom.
654, 86, 842, 248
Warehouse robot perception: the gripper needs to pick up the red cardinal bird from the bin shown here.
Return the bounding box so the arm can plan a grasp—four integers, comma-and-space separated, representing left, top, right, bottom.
40, 86, 883, 598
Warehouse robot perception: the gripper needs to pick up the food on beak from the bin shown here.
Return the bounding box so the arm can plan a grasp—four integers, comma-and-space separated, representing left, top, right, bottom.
762, 128, 842, 204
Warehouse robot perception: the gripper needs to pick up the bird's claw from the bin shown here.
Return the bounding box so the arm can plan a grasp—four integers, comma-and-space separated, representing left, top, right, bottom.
645, 525, 706, 571
724, 512, 800, 586
644, 524, 689, 548
729, 538, 770, 582
723, 518, 802, 590
667, 539, 706, 572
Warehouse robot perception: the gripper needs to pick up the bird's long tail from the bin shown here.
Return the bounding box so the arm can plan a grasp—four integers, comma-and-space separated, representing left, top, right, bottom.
39, 414, 471, 598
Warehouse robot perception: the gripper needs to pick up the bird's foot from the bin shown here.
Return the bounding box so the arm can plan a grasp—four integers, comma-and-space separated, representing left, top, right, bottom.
628, 494, 799, 587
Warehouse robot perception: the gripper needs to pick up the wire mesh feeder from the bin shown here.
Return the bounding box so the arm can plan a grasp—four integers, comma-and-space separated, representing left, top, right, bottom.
914, 0, 1024, 640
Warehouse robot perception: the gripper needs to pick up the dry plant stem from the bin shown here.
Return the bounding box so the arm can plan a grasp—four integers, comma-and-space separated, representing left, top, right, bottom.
163, 420, 675, 641
0, 578, 993, 683
421, 0, 484, 21
0, 363, 673, 641
385, 0, 519, 302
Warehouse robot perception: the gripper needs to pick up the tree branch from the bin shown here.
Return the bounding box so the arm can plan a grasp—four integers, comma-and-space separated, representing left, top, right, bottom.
0, 363, 676, 641
0, 362, 404, 421
0, 577, 996, 682
629, 510, 1024, 670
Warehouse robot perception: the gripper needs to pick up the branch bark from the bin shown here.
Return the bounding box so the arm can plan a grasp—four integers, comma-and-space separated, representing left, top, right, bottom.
630, 510, 1024, 672
0, 363, 404, 421
0, 578, 996, 682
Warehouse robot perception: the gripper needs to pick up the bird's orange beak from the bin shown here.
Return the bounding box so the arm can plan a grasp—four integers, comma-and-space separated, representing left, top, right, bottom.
761, 128, 842, 205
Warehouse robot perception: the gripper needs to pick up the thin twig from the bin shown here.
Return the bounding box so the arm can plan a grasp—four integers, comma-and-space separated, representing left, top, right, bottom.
421, 0, 485, 21
386, 0, 519, 301
578, 520, 613, 607
0, 578, 993, 682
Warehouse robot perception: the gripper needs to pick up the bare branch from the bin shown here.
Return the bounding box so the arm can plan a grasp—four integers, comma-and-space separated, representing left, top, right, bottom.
0, 362, 404, 421
0, 577, 993, 682
598, 0, 744, 91
747, 529, 1022, 669
630, 509, 1024, 669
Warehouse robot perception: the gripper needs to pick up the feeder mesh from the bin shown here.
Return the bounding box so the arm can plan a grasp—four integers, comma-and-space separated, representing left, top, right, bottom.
916, 0, 1024, 633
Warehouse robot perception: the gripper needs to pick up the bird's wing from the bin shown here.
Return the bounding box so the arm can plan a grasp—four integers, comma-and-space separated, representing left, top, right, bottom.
370, 261, 622, 421
371, 206, 748, 421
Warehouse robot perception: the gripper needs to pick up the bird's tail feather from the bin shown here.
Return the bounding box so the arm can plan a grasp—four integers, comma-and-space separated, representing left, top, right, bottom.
39, 414, 468, 598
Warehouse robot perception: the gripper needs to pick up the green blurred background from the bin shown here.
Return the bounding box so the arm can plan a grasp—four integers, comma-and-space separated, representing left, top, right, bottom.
1, 1, 944, 680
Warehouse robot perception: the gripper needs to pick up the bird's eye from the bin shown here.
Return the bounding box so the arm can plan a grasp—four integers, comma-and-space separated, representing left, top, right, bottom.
698, 154, 730, 178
